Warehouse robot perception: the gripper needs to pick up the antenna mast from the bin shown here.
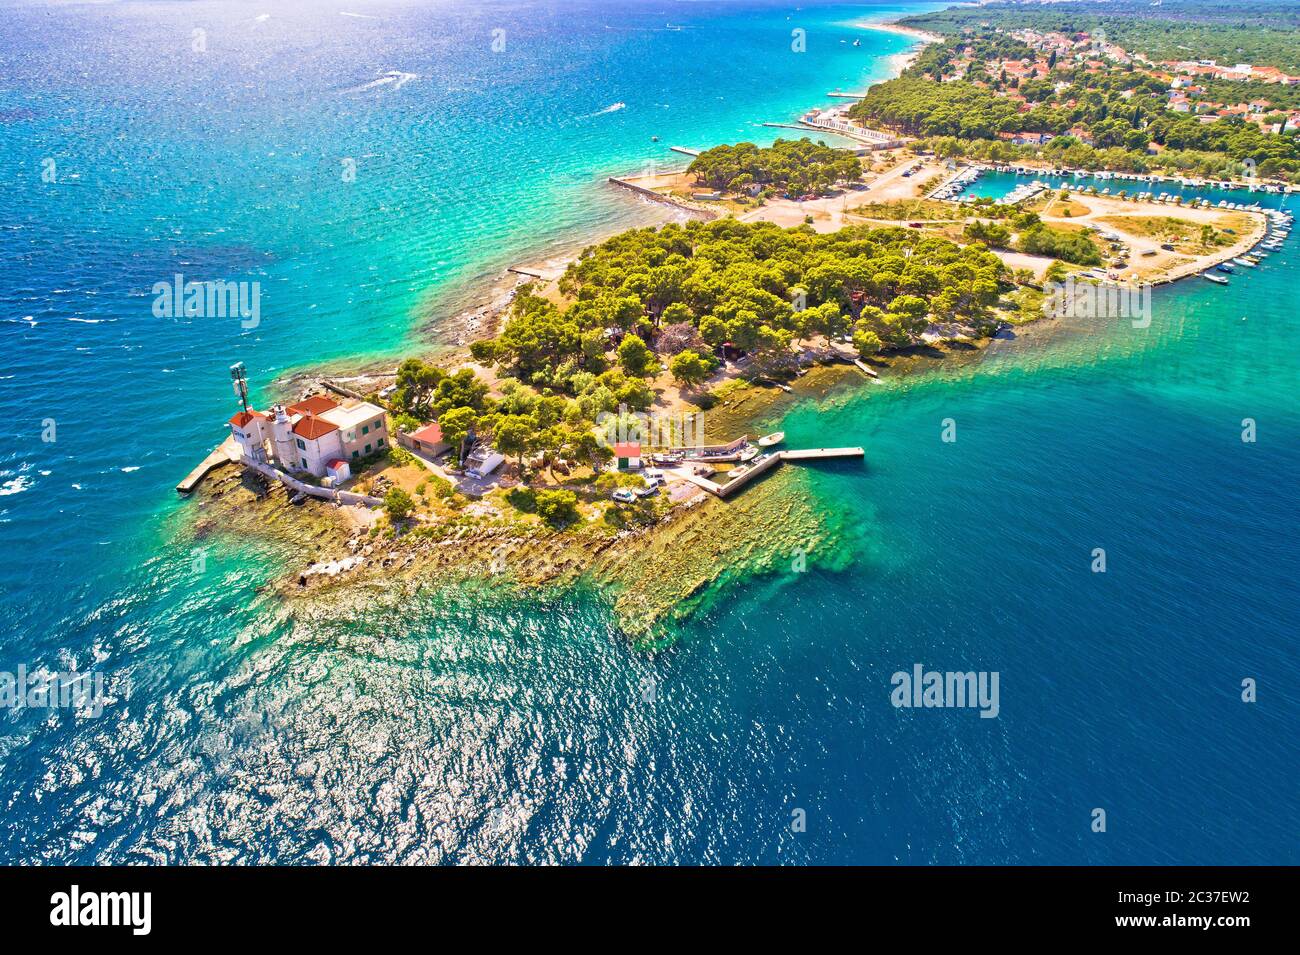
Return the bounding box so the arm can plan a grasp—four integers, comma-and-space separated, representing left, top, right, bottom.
230, 362, 250, 415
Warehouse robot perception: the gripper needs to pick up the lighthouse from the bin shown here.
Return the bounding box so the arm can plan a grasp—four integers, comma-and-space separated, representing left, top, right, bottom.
270, 405, 297, 470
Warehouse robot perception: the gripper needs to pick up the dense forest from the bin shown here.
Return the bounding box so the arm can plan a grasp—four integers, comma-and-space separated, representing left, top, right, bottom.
470, 219, 1009, 391
686, 138, 862, 196
850, 76, 1022, 140
902, 1, 1300, 73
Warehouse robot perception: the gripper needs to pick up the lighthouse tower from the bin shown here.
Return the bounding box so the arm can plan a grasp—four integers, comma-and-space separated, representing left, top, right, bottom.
270, 405, 297, 470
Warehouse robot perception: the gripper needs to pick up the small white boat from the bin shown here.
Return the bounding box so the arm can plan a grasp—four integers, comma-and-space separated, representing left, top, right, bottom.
738, 446, 759, 462
1202, 272, 1229, 285
757, 432, 785, 448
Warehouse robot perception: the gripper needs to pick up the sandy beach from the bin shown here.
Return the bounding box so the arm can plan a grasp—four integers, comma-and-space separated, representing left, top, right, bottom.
853, 20, 944, 46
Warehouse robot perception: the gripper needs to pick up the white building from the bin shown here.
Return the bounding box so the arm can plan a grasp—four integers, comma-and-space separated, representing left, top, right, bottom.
321, 401, 390, 461
229, 409, 273, 464
465, 446, 504, 478
229, 394, 389, 479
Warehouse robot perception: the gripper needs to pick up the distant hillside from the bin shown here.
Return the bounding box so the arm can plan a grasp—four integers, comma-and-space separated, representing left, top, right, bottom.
902, 1, 1300, 74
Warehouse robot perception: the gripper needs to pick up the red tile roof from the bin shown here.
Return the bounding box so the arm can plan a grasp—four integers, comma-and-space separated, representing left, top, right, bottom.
292, 414, 339, 440
613, 442, 641, 457
229, 410, 264, 429
287, 395, 339, 417
411, 423, 444, 444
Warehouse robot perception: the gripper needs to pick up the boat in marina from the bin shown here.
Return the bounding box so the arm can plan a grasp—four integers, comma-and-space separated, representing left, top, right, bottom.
1232, 258, 1257, 268
1202, 272, 1229, 285
757, 432, 785, 448
1217, 263, 1235, 273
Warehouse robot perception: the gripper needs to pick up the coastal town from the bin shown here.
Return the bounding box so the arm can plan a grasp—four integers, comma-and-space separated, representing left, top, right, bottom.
950, 28, 1300, 133
179, 8, 1296, 630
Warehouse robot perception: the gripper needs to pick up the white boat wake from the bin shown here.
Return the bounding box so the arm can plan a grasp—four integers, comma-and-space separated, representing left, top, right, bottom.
343, 71, 418, 94
576, 102, 626, 120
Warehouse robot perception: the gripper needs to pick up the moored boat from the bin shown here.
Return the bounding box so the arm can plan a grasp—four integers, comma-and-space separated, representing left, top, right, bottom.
756, 431, 785, 447
1202, 272, 1229, 285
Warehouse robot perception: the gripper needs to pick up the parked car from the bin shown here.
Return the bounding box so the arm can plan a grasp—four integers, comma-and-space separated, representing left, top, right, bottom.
611, 489, 636, 504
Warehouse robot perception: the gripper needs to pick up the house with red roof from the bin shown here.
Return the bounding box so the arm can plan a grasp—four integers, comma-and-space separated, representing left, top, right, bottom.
397, 422, 452, 458
613, 442, 642, 470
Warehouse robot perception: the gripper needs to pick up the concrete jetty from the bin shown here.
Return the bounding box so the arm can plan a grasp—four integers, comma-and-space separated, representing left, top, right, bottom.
780, 447, 864, 461
607, 176, 719, 221
176, 436, 239, 493
674, 446, 863, 499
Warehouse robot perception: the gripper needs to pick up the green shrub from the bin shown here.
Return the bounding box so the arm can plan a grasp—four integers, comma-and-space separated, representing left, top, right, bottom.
535, 489, 580, 527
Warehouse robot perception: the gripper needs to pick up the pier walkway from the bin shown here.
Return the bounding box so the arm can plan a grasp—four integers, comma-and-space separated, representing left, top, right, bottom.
796, 113, 903, 149
780, 447, 864, 461
672, 446, 863, 499
176, 436, 239, 493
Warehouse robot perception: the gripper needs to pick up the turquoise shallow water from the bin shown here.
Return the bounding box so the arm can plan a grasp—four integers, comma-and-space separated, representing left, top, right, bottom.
1, 1, 1297, 863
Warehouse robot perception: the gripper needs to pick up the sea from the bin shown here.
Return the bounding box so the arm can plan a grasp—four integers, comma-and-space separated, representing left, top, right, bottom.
0, 0, 1295, 864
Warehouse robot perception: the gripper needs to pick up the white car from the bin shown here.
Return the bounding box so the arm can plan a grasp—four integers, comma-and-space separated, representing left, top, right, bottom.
611, 489, 636, 504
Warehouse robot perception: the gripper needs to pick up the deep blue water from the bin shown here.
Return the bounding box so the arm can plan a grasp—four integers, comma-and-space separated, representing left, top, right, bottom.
1, 1, 1296, 864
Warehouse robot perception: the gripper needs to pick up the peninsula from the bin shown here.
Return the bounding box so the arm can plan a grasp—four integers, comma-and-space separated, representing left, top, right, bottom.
178, 6, 1297, 639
